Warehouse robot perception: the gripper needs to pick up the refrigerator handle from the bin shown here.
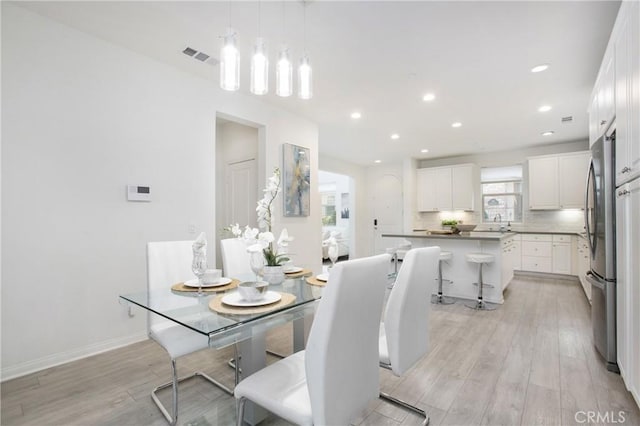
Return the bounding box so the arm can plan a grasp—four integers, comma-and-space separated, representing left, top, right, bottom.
586, 271, 605, 290
584, 158, 597, 258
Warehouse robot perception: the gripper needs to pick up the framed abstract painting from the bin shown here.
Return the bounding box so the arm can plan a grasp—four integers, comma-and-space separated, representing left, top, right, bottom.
282, 143, 311, 217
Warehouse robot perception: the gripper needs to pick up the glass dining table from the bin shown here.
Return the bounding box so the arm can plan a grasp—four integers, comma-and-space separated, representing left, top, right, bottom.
119, 273, 323, 425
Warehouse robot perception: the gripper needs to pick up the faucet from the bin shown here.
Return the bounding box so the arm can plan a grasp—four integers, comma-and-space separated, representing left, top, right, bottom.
494, 214, 505, 232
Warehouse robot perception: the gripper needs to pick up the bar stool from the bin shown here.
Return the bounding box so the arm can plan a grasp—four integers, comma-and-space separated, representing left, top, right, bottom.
432, 251, 455, 305
465, 253, 497, 311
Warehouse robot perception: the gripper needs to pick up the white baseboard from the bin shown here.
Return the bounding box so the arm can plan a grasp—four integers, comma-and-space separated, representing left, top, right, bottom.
1, 332, 148, 382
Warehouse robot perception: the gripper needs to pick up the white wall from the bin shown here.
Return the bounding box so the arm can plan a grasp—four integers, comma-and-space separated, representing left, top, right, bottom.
1, 4, 320, 380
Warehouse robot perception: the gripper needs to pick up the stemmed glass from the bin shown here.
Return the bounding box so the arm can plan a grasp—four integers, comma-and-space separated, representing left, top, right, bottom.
250, 251, 265, 283
191, 250, 207, 296
328, 242, 339, 270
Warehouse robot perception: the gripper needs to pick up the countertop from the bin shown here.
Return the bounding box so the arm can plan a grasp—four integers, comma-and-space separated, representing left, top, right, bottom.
382, 231, 517, 241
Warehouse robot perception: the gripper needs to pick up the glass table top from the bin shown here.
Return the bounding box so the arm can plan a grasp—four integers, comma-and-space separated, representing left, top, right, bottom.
119, 274, 323, 349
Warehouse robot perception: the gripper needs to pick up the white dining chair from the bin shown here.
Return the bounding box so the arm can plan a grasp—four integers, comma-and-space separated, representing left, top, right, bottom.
378, 246, 440, 426
220, 238, 253, 279
147, 241, 234, 426
234, 253, 391, 426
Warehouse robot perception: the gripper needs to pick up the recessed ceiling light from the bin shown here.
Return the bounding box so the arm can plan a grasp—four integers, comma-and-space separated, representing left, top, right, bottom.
451, 122, 462, 128
422, 93, 436, 102
374, 160, 381, 163
421, 149, 429, 153
350, 111, 362, 119
541, 131, 555, 136
390, 133, 400, 140
531, 64, 549, 73
538, 105, 552, 112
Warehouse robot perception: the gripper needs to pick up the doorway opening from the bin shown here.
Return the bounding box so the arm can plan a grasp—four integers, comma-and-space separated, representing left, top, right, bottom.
319, 170, 353, 265
215, 116, 261, 269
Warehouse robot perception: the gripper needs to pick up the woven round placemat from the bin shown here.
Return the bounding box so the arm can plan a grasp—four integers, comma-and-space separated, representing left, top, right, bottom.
284, 268, 313, 279
209, 292, 296, 315
305, 276, 327, 287
171, 278, 239, 293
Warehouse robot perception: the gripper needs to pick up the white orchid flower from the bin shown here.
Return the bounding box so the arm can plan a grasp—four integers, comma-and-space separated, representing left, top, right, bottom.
243, 226, 259, 241
230, 223, 242, 237
258, 232, 275, 247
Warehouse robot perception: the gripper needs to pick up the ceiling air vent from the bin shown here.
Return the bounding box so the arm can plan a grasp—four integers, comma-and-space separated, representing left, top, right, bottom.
182, 47, 218, 66
561, 116, 573, 123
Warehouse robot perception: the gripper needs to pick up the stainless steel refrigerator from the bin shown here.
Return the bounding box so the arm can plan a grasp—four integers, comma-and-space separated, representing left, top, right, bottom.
585, 124, 619, 372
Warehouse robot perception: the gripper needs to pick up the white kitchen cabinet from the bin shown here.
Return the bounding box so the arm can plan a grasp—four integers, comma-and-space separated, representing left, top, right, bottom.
451, 165, 475, 210
616, 178, 640, 403
552, 235, 572, 275
589, 51, 615, 147
416, 164, 476, 212
558, 153, 591, 208
501, 235, 516, 288
528, 157, 559, 209
521, 234, 553, 273
576, 236, 591, 302
528, 152, 590, 210
512, 234, 522, 271
615, 1, 640, 187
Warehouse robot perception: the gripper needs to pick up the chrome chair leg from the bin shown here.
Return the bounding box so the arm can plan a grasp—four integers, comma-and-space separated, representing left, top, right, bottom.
380, 391, 430, 426
236, 396, 247, 426
465, 263, 497, 311
152, 356, 235, 425
379, 363, 430, 425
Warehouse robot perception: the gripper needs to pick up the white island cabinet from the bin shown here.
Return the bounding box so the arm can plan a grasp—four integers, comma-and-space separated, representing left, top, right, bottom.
382, 231, 515, 304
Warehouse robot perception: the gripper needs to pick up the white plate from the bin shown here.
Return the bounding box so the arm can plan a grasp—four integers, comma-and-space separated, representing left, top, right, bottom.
222, 291, 282, 307
284, 266, 304, 274
316, 274, 329, 282
183, 277, 232, 288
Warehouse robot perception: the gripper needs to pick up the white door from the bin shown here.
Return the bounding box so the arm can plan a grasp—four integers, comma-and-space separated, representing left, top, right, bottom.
226, 159, 258, 228
372, 174, 403, 255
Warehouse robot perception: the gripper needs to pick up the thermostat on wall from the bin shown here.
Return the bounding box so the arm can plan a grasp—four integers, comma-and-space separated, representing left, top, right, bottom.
127, 185, 151, 202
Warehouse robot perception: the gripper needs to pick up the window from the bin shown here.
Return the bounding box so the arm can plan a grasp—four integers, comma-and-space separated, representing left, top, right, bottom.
320, 191, 336, 225
481, 165, 523, 223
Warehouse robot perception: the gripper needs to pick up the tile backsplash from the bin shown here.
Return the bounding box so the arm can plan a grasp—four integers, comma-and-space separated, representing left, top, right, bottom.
415, 209, 585, 233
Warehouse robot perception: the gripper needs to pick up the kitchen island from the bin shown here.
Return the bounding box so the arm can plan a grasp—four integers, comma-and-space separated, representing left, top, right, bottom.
383, 231, 518, 304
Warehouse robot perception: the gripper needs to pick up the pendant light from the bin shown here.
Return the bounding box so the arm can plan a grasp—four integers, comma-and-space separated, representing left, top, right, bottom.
298, 1, 312, 99
276, 2, 292, 97
220, 2, 239, 91
250, 1, 268, 95
276, 47, 293, 97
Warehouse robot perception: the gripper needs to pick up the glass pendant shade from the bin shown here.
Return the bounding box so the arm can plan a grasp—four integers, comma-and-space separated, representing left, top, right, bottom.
276, 48, 293, 97
220, 31, 240, 91
250, 38, 269, 95
298, 55, 312, 100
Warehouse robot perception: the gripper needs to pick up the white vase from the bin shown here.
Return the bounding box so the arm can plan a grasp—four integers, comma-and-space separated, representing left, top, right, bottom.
262, 265, 285, 285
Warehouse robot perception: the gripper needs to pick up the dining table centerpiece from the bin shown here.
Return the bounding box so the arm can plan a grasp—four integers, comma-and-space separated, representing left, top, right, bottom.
227, 167, 294, 285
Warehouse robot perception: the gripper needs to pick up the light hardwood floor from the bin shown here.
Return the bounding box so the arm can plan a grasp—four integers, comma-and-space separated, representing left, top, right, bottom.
2, 275, 639, 425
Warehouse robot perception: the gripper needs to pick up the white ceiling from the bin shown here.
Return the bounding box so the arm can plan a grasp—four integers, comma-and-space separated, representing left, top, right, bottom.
15, 1, 620, 165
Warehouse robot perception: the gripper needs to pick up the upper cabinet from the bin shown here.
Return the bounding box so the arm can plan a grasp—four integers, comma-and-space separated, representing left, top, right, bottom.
528, 151, 590, 210
590, 52, 616, 146
615, 1, 640, 186
417, 164, 477, 212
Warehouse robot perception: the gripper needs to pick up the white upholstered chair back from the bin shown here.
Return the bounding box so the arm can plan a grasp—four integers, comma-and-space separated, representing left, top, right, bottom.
220, 238, 252, 279
384, 246, 440, 376
146, 241, 198, 334
305, 253, 390, 425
